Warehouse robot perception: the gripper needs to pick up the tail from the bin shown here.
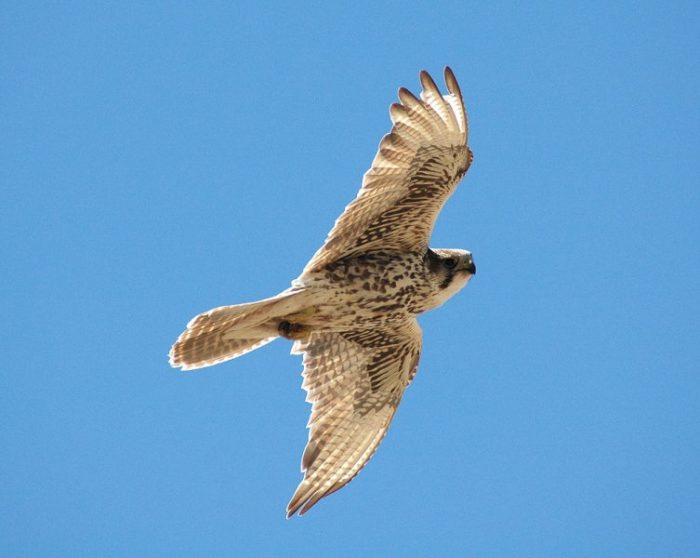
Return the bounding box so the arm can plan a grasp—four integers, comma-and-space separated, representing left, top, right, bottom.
169, 288, 311, 370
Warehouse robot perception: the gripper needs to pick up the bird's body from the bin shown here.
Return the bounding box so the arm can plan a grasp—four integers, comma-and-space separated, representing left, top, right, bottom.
170, 67, 477, 517
293, 248, 474, 329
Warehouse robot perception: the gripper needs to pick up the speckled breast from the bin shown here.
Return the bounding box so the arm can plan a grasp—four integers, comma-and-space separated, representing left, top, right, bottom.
295, 250, 433, 328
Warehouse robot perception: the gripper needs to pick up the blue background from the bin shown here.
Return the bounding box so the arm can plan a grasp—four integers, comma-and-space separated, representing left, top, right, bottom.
2, 2, 698, 556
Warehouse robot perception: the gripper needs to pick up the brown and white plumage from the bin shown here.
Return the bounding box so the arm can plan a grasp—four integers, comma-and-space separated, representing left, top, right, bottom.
287, 320, 422, 517
169, 67, 476, 517
304, 67, 471, 273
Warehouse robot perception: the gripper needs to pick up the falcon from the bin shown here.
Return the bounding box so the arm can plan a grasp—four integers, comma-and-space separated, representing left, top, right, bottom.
170, 67, 476, 517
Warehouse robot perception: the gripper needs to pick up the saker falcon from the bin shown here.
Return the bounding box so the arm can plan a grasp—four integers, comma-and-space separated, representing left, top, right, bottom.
170, 67, 476, 517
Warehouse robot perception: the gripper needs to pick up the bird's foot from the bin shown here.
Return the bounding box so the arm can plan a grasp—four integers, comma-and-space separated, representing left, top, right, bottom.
278, 320, 308, 341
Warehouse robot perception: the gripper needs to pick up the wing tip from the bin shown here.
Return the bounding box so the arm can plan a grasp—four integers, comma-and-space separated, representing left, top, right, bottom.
286, 480, 348, 518
419, 69, 440, 95
443, 65, 463, 102
397, 86, 421, 108
389, 102, 409, 124
286, 483, 311, 518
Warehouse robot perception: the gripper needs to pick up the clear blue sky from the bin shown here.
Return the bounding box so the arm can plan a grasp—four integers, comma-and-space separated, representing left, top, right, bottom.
2, 2, 698, 556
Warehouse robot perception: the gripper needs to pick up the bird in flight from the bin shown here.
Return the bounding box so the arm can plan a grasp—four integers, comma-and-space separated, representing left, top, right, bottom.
170, 67, 476, 517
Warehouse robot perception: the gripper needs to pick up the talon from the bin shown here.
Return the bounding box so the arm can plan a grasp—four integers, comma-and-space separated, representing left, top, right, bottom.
278, 320, 292, 337
278, 320, 307, 340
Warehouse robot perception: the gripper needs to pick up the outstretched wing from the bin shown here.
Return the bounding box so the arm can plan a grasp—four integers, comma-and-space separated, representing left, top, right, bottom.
303, 67, 472, 274
286, 319, 422, 517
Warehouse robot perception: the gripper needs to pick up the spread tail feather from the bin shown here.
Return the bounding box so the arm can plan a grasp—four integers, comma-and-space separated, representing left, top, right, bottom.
169, 289, 310, 370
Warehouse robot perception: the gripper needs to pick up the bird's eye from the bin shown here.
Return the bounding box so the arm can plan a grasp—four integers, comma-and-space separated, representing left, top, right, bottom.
444, 257, 457, 269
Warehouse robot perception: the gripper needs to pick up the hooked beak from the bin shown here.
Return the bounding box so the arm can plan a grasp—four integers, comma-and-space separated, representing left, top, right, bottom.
461, 259, 476, 275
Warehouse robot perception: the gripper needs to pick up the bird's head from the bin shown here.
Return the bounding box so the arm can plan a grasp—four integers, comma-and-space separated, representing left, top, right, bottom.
423, 248, 476, 310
